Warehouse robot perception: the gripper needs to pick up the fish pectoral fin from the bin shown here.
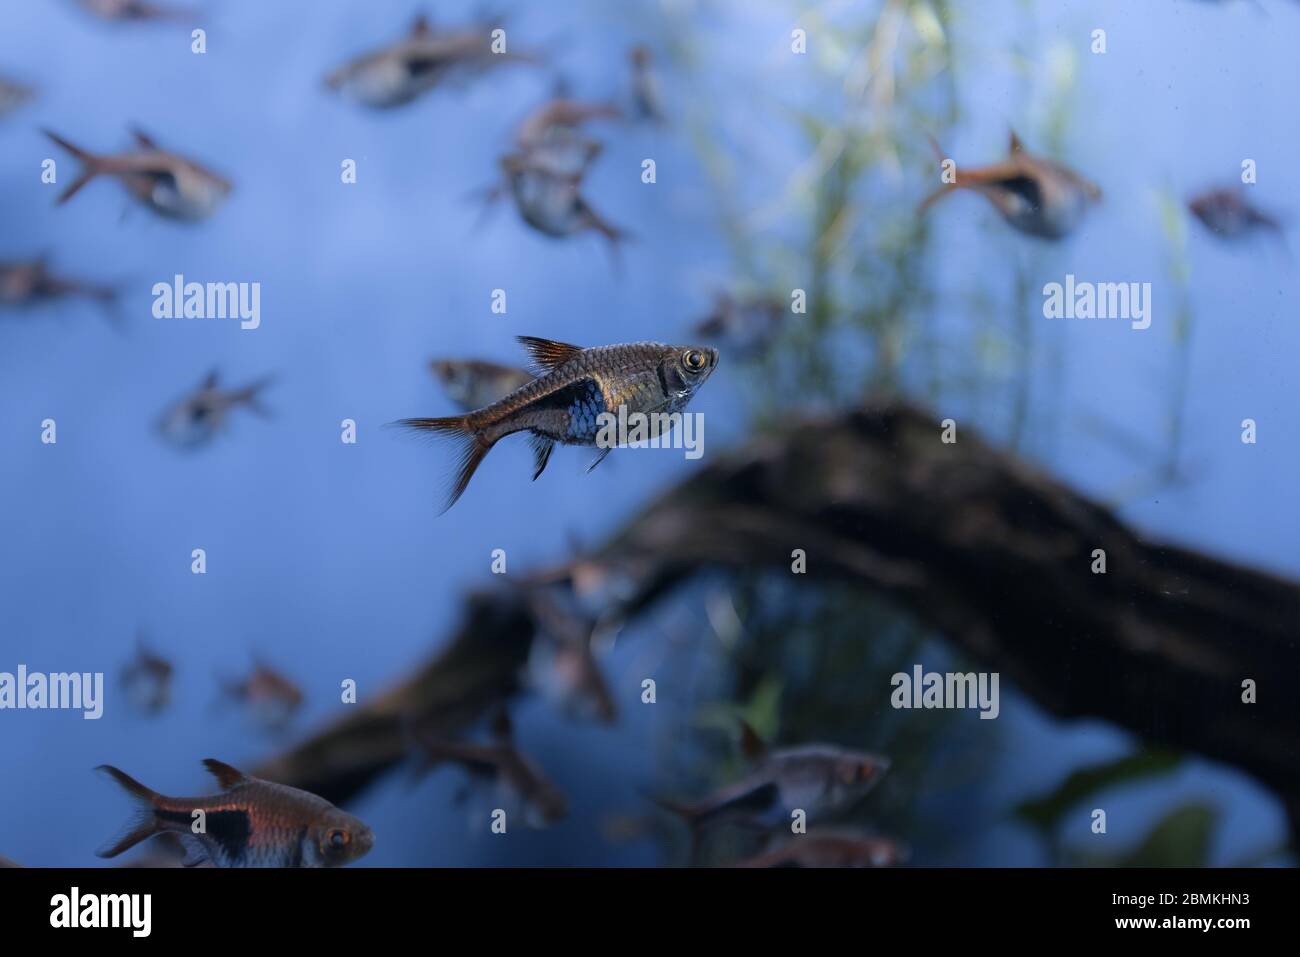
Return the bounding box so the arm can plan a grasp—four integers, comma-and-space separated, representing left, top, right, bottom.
586, 446, 613, 473
517, 335, 584, 373
529, 434, 555, 481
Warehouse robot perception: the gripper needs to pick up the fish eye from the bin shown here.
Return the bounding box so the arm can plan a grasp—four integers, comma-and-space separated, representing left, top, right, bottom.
328, 829, 350, 850
682, 350, 707, 372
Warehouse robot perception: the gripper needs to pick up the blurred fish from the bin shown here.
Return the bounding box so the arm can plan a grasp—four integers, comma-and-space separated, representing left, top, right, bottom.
430, 358, 534, 412
396, 336, 720, 511
1188, 186, 1284, 242
628, 45, 665, 123
0, 76, 34, 118
736, 830, 909, 868
652, 723, 890, 833
0, 257, 117, 315
498, 153, 627, 255
120, 634, 174, 715
325, 13, 535, 109
218, 658, 303, 731
408, 707, 569, 827
920, 130, 1101, 240
515, 96, 621, 151
44, 127, 232, 221
0, 854, 21, 867
692, 292, 785, 359
157, 369, 273, 448
76, 0, 197, 21
96, 759, 374, 868
526, 590, 617, 724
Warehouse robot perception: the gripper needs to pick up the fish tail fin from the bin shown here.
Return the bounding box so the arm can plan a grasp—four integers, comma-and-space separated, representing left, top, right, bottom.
43, 129, 106, 205
391, 415, 496, 512
94, 765, 162, 859
233, 376, 275, 417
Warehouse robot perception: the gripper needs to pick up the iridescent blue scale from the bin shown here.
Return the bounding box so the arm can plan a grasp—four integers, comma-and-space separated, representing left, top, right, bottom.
565, 380, 608, 442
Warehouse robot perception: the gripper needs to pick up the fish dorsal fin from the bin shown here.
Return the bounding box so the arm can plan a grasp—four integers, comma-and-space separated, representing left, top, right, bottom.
130, 127, 160, 151
517, 336, 584, 372
200, 368, 220, 390
202, 759, 250, 790
738, 719, 767, 761
489, 705, 514, 741
410, 13, 432, 37
1008, 129, 1025, 155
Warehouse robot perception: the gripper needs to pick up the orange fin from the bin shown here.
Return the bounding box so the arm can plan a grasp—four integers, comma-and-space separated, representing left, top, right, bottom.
517, 336, 584, 372
391, 415, 496, 512
202, 758, 250, 790
95, 765, 162, 858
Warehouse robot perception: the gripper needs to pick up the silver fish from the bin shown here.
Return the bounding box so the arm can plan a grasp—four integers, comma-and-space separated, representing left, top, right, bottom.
430, 358, 534, 412
397, 336, 719, 511
325, 14, 535, 109
45, 127, 232, 222
97, 760, 374, 868
920, 130, 1102, 240
653, 723, 890, 832
157, 369, 273, 448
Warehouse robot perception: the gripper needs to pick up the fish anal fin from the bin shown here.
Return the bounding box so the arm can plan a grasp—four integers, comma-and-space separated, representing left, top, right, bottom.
202, 758, 250, 790
529, 433, 555, 480
517, 336, 584, 373
586, 446, 612, 473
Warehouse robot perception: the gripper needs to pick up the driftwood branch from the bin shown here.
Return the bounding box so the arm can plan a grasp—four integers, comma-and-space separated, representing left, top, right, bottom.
256, 402, 1300, 826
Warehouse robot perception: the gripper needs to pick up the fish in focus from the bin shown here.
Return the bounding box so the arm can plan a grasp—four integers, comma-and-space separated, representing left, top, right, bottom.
325, 13, 535, 110
0, 257, 117, 315
736, 830, 909, 868
120, 635, 174, 715
96, 759, 374, 868
1188, 186, 1284, 242
396, 336, 719, 511
430, 358, 534, 412
652, 723, 890, 834
0, 76, 33, 118
692, 292, 786, 359
408, 707, 569, 828
44, 127, 232, 221
920, 130, 1101, 240
628, 45, 665, 124
157, 369, 273, 448
77, 0, 197, 21
218, 659, 303, 732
